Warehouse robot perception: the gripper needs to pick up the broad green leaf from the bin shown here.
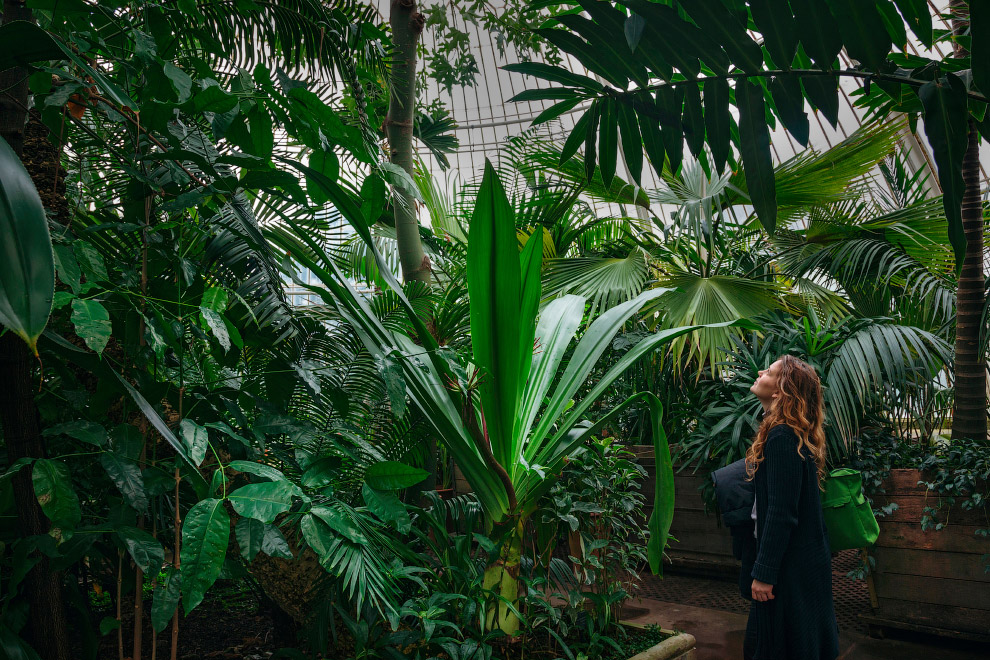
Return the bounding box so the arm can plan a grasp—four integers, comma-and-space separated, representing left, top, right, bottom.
300, 512, 333, 558
228, 460, 288, 483
0, 135, 54, 354
704, 78, 730, 174
70, 299, 111, 355
179, 419, 209, 467
311, 505, 367, 544
736, 80, 777, 233
100, 452, 148, 513
919, 74, 969, 270
73, 242, 107, 283
151, 567, 181, 633
624, 13, 645, 52
228, 481, 296, 523
301, 456, 342, 489
117, 526, 164, 573
364, 461, 428, 491
190, 84, 237, 114
362, 484, 411, 534
180, 498, 230, 613
261, 523, 293, 559
584, 100, 601, 181
235, 517, 265, 562
52, 244, 80, 294
598, 98, 618, 190
374, 354, 406, 419
682, 83, 705, 158
749, 0, 798, 69
200, 308, 230, 351
163, 62, 192, 102
559, 107, 591, 165
247, 105, 274, 159
32, 458, 81, 531
99, 617, 120, 636
790, 0, 843, 69
307, 150, 339, 206
0, 20, 62, 69
43, 420, 106, 446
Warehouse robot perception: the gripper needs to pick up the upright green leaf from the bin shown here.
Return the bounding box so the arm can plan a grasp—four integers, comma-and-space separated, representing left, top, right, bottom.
117, 526, 164, 574
70, 299, 111, 355
0, 135, 54, 354
972, 0, 989, 98
919, 74, 969, 269
180, 498, 230, 613
32, 459, 81, 531
228, 481, 296, 523
100, 452, 148, 513
736, 80, 777, 233
704, 78, 730, 174
364, 461, 428, 490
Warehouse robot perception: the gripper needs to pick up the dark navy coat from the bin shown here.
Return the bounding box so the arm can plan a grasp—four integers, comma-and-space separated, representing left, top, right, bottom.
741, 424, 839, 660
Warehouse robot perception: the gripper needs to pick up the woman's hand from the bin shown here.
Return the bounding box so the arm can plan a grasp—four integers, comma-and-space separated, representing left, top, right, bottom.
751, 579, 775, 602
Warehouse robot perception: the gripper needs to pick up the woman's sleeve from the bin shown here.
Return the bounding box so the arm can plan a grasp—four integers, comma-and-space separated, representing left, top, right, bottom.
751, 426, 803, 585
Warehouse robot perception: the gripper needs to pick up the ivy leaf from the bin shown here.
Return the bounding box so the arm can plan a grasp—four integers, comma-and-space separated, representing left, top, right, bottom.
180, 498, 229, 614
117, 526, 164, 573
228, 481, 296, 524
32, 458, 81, 532
70, 298, 111, 355
179, 419, 209, 467
100, 452, 148, 513
151, 567, 181, 633
364, 461, 428, 491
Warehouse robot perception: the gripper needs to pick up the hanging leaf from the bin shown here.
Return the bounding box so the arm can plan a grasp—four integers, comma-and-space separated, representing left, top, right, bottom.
100, 452, 148, 513
616, 100, 643, 185
704, 78, 731, 174
824, 0, 891, 71
736, 80, 777, 233
260, 523, 293, 559
769, 75, 810, 147
228, 481, 296, 523
180, 498, 230, 614
749, 0, 798, 69
364, 461, 428, 491
972, 0, 989, 98
682, 83, 705, 158
919, 74, 969, 270
790, 0, 843, 69
151, 567, 181, 633
117, 526, 164, 574
560, 107, 591, 166
0, 135, 54, 354
656, 85, 684, 175
801, 74, 839, 129
679, 0, 763, 73
32, 459, 81, 531
598, 98, 618, 190
179, 419, 209, 467
70, 299, 111, 355
235, 517, 265, 562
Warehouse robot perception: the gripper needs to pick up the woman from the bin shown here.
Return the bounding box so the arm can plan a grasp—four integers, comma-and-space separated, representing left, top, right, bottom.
742, 355, 839, 660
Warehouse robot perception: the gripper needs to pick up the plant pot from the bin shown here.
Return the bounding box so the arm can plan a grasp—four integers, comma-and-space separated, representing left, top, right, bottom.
861, 468, 990, 642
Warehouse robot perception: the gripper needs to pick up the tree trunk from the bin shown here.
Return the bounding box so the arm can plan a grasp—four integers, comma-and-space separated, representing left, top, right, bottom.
950, 2, 987, 442
386, 0, 430, 284
0, 5, 71, 659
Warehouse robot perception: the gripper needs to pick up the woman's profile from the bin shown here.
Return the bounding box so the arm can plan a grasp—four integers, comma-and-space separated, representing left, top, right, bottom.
742, 355, 840, 660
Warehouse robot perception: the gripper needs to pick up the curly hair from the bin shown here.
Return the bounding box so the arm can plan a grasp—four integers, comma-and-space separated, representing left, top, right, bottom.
745, 355, 827, 487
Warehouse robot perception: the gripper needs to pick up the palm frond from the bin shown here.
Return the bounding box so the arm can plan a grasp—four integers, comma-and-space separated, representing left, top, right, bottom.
542, 247, 651, 319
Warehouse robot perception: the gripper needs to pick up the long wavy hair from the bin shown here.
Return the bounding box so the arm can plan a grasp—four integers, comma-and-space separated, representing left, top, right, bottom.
745, 355, 827, 486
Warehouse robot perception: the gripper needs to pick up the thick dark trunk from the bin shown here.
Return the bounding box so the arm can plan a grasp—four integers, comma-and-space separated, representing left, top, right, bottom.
386, 0, 431, 285
950, 2, 987, 442
0, 5, 71, 658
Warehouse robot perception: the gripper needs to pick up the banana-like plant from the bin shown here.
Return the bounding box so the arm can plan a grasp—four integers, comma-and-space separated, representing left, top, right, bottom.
271, 160, 751, 634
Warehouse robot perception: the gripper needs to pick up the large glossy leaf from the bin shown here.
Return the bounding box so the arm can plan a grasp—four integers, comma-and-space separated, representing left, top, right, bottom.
179, 419, 209, 467
364, 461, 428, 491
736, 80, 777, 233
32, 459, 81, 531
70, 299, 111, 355
311, 505, 367, 544
117, 526, 164, 574
228, 481, 296, 523
180, 498, 230, 614
0, 20, 62, 69
362, 484, 411, 534
151, 567, 181, 633
235, 517, 265, 562
919, 74, 969, 269
100, 452, 147, 513
0, 135, 54, 354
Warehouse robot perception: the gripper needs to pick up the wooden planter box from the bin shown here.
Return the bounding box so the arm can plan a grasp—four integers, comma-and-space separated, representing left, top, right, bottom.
862, 468, 990, 642
631, 446, 739, 579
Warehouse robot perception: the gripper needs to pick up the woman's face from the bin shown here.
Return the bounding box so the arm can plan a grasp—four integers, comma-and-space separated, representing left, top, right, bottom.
751, 359, 783, 406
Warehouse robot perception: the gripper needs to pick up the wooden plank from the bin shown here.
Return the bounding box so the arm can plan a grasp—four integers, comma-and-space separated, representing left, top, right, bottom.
873, 495, 989, 526
873, 598, 990, 637
871, 572, 990, 609
872, 547, 990, 581
875, 521, 989, 553
860, 612, 990, 643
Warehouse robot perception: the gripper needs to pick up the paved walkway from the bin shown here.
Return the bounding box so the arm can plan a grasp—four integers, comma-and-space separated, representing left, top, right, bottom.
622, 590, 985, 659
